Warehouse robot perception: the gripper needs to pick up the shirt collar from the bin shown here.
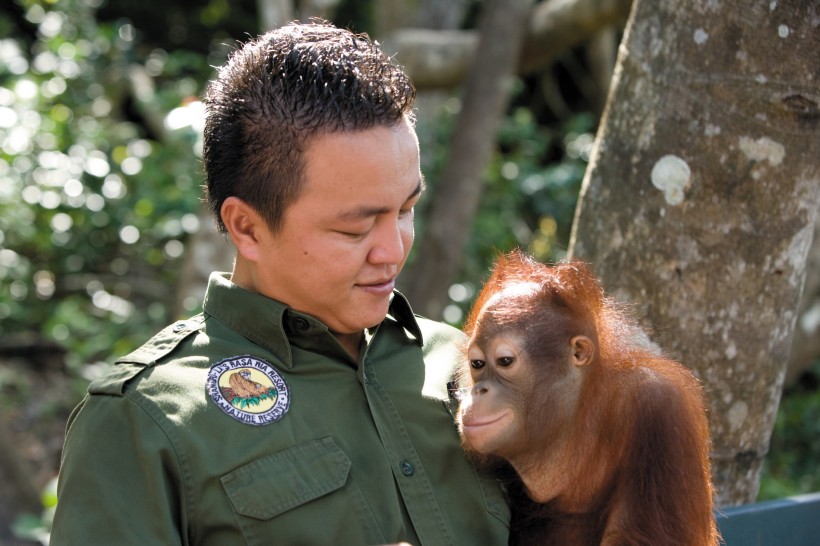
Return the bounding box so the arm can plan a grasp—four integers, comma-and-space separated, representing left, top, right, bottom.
202, 273, 424, 368
387, 290, 424, 345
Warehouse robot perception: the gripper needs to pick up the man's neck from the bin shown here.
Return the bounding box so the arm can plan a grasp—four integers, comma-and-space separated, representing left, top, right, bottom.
334, 330, 364, 361
232, 257, 366, 360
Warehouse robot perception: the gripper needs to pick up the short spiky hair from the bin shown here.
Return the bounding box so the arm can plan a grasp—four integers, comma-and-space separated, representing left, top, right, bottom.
203, 21, 416, 233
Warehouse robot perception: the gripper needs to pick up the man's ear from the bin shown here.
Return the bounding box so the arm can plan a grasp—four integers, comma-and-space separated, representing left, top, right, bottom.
221, 196, 266, 263
569, 335, 595, 367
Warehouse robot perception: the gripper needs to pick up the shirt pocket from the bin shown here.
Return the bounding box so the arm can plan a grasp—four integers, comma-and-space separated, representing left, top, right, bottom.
220, 437, 385, 545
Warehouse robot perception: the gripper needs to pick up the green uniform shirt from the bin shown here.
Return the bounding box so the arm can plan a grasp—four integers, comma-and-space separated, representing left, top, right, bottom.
51, 273, 510, 545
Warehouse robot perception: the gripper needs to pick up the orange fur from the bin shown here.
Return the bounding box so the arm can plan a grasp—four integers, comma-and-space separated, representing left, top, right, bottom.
462, 251, 718, 546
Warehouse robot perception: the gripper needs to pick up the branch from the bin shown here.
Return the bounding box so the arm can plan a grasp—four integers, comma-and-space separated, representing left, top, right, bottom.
384, 0, 632, 90
520, 0, 632, 73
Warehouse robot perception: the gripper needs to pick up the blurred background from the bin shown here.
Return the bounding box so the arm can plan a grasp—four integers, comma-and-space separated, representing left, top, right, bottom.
0, 0, 817, 543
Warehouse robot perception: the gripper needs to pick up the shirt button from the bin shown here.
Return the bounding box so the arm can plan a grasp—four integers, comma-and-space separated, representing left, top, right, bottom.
292, 317, 309, 331
399, 460, 415, 477
172, 322, 187, 333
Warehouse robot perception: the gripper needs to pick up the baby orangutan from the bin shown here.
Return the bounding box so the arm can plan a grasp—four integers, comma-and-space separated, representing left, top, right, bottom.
457, 251, 718, 546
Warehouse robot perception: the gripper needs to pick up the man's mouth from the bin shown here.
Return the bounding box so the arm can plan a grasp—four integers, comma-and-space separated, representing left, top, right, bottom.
358, 278, 396, 295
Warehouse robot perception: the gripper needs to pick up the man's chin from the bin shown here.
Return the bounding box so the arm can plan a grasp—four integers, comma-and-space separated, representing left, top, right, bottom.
358, 300, 392, 327
332, 310, 390, 335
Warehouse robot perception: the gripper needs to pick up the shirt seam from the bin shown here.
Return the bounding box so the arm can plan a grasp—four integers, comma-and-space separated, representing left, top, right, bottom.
204, 311, 294, 369
366, 363, 456, 546
123, 391, 197, 545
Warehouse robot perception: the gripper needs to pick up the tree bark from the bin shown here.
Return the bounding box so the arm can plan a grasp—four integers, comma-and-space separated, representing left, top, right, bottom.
785, 213, 820, 386
377, 0, 472, 198
384, 0, 632, 90
568, 0, 820, 507
401, 0, 536, 319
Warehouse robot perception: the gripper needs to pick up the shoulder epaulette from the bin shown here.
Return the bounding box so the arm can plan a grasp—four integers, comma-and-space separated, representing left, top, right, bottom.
88, 314, 205, 396
116, 314, 205, 366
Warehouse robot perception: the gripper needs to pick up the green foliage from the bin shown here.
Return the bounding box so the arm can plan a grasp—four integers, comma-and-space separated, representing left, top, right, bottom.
758, 361, 820, 500
1, 0, 213, 377
11, 513, 51, 545
10, 476, 57, 544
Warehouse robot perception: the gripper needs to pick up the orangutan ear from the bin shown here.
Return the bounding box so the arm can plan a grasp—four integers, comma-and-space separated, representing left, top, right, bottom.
569, 335, 595, 367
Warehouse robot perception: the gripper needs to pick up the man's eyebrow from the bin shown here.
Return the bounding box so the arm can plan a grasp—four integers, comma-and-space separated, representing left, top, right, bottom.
335, 177, 425, 222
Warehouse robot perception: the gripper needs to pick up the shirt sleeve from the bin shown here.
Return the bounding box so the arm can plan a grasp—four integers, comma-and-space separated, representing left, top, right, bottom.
50, 394, 188, 546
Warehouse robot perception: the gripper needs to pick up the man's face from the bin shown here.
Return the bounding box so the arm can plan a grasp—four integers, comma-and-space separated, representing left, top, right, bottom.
252, 118, 422, 334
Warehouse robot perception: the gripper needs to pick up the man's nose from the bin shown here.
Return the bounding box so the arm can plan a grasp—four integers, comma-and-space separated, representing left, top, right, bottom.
369, 219, 408, 265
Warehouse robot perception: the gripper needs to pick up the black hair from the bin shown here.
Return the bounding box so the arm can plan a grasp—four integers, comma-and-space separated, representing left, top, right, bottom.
202, 21, 416, 233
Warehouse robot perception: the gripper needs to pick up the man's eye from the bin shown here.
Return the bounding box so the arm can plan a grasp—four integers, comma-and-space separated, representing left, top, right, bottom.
497, 356, 515, 367
337, 230, 368, 240
470, 359, 485, 369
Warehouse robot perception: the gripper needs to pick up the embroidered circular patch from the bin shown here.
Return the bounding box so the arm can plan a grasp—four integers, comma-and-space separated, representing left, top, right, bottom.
206, 355, 290, 426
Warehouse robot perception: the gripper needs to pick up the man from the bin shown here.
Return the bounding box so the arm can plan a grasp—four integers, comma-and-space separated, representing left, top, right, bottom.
51, 21, 510, 545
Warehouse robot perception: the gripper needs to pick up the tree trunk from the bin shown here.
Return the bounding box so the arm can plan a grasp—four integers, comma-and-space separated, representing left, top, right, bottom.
297, 0, 339, 21
372, 0, 472, 211
568, 0, 820, 508
785, 213, 820, 387
401, 0, 536, 319
256, 0, 295, 31
173, 208, 235, 319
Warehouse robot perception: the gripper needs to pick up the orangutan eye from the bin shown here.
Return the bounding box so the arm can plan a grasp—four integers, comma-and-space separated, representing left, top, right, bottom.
497, 356, 515, 367
470, 359, 486, 369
